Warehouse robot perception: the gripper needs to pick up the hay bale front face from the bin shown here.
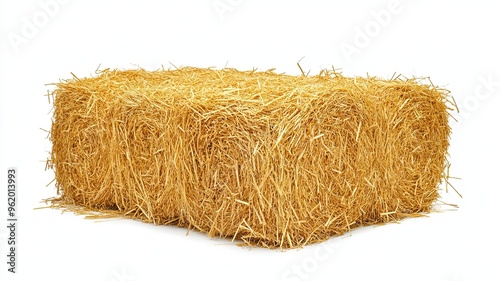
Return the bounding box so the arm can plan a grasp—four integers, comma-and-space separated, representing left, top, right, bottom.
50, 68, 451, 248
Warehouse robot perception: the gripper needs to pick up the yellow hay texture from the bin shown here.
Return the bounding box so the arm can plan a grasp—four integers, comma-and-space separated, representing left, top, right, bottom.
49, 67, 452, 248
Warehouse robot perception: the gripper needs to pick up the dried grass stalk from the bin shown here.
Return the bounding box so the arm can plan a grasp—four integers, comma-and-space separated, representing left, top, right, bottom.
49, 67, 452, 248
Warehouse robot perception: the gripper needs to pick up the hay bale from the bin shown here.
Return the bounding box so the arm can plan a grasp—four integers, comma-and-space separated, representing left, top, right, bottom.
49, 67, 451, 248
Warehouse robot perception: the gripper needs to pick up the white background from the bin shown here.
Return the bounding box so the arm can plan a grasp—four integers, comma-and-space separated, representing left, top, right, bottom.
1, 1, 499, 281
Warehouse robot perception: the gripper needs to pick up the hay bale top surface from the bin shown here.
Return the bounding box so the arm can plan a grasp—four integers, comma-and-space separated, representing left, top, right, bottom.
63, 67, 442, 107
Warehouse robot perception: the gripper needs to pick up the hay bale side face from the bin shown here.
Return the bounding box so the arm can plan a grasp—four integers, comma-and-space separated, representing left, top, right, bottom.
50, 68, 450, 248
